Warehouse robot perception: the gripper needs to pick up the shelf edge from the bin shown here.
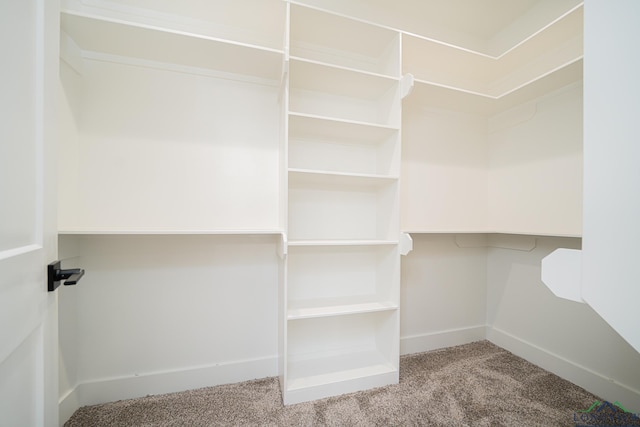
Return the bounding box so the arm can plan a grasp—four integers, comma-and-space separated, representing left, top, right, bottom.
58, 229, 284, 235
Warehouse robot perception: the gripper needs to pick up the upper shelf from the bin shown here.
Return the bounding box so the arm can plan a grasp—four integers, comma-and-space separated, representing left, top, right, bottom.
57, 228, 284, 235
288, 113, 400, 177
288, 59, 401, 127
402, 5, 583, 99
62, 0, 285, 51
60, 11, 283, 82
288, 113, 399, 143
289, 4, 400, 78
288, 299, 398, 320
406, 58, 582, 115
289, 169, 398, 190
291, 0, 582, 58
289, 0, 583, 107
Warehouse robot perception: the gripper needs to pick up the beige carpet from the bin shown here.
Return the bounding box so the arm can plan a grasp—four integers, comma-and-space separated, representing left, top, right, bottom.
65, 341, 601, 426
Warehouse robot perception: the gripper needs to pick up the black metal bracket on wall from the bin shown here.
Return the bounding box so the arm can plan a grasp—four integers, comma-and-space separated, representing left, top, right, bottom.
48, 261, 85, 292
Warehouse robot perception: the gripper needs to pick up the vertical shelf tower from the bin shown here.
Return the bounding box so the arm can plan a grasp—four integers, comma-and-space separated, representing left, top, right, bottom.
280, 3, 412, 405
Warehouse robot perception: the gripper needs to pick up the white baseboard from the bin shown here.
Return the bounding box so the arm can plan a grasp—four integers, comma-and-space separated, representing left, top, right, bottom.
59, 386, 81, 426
59, 355, 279, 421
400, 325, 488, 356
487, 327, 640, 411
60, 328, 640, 422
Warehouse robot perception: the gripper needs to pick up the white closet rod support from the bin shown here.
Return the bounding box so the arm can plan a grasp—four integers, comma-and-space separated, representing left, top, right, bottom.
400, 232, 413, 255
401, 73, 414, 99
278, 232, 288, 258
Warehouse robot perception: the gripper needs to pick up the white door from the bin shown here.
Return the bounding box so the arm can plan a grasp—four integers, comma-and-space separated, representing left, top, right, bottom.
0, 0, 60, 426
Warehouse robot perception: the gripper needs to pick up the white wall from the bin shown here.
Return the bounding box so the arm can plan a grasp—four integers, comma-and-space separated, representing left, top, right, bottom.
58, 59, 83, 423
401, 106, 488, 233
58, 236, 81, 422
400, 234, 487, 353
58, 59, 82, 233
400, 233, 640, 410
58, 234, 279, 408
58, 56, 281, 232
58, 235, 640, 415
488, 83, 583, 236
486, 236, 640, 410
581, 0, 640, 353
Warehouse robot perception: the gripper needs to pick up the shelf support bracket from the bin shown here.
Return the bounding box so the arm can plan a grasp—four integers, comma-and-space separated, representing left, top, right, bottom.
399, 232, 413, 256
541, 248, 583, 303
278, 232, 288, 259
278, 58, 289, 104
401, 73, 414, 99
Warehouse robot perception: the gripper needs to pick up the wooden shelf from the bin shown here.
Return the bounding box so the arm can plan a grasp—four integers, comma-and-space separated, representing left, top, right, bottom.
288, 299, 397, 320
289, 58, 399, 98
288, 240, 398, 247
288, 112, 399, 140
287, 111, 400, 133
400, 230, 582, 238
289, 58, 400, 127
287, 244, 399, 317
405, 58, 583, 115
288, 167, 398, 190
286, 351, 396, 392
289, 4, 399, 77
61, 12, 283, 81
289, 168, 398, 186
288, 183, 398, 241
58, 228, 283, 235
286, 310, 398, 400
288, 113, 400, 176
62, 0, 286, 51
402, 5, 583, 97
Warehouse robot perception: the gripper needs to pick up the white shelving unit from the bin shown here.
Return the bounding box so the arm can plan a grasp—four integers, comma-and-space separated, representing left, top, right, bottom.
289, 3, 400, 77
61, 0, 285, 51
58, 0, 286, 233
287, 244, 399, 319
57, 0, 586, 409
281, 3, 406, 405
399, 2, 584, 236
402, 5, 583, 98
282, 0, 583, 401
288, 59, 401, 127
286, 311, 397, 402
288, 175, 397, 242
60, 12, 283, 82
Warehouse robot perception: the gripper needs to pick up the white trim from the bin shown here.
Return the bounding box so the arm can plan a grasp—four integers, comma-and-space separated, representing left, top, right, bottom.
58, 387, 81, 426
61, 356, 278, 410
57, 228, 283, 235
400, 325, 487, 356
289, 1, 583, 60
0, 244, 42, 261
80, 51, 280, 88
61, 9, 282, 55
487, 327, 640, 411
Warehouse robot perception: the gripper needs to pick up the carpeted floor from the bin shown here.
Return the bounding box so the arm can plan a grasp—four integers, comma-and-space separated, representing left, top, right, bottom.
65, 341, 601, 426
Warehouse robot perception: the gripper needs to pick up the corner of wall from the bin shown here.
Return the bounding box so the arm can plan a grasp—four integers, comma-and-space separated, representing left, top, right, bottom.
59, 386, 81, 426
487, 327, 640, 411
400, 325, 488, 356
